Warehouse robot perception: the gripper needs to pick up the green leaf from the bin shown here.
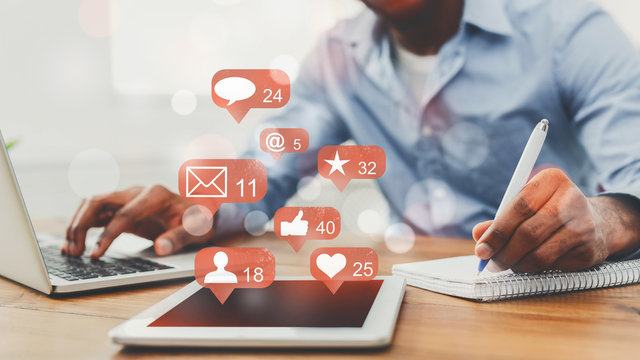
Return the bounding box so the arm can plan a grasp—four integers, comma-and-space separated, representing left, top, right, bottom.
5, 139, 18, 150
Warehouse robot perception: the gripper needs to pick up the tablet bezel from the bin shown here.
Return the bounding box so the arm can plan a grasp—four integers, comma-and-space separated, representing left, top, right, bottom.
109, 275, 406, 348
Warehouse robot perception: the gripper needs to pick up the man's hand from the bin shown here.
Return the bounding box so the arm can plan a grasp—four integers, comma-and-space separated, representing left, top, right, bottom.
473, 168, 640, 273
63, 185, 214, 258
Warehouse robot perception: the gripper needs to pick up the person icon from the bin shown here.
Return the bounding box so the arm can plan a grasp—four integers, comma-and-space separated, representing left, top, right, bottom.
204, 251, 238, 284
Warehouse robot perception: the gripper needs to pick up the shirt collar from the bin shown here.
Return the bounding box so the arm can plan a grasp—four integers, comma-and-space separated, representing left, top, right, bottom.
462, 0, 514, 36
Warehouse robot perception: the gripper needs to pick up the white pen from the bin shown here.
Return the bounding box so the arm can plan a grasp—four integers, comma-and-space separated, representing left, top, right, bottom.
477, 118, 549, 274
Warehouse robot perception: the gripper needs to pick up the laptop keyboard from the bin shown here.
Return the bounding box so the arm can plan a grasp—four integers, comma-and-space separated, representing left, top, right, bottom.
40, 246, 173, 282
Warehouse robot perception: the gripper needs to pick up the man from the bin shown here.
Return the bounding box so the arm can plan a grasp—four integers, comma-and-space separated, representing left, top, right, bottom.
63, 0, 640, 273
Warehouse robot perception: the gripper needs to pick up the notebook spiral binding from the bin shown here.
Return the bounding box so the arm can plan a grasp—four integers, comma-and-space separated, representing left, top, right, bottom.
476, 260, 640, 301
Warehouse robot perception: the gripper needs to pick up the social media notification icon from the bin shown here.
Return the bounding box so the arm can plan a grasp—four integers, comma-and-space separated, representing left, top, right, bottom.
274, 207, 341, 252
179, 159, 268, 215
259, 128, 309, 161
195, 247, 275, 303
310, 247, 378, 294
317, 145, 386, 191
211, 69, 290, 123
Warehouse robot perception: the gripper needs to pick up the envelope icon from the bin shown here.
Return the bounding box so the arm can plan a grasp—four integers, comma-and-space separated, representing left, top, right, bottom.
186, 166, 227, 198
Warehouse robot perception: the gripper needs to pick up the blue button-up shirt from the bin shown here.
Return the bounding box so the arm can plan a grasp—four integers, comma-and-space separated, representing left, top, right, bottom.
220, 0, 640, 257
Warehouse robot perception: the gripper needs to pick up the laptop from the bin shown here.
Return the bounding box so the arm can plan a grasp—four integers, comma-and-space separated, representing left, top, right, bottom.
0, 131, 195, 294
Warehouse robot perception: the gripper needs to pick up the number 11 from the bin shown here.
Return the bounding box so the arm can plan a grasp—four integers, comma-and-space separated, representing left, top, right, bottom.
236, 178, 256, 197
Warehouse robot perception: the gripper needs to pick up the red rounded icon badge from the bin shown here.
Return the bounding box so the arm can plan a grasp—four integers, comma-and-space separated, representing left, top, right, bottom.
317, 145, 386, 191
195, 247, 275, 303
211, 69, 291, 123
274, 207, 341, 252
259, 128, 309, 161
310, 247, 378, 294
179, 159, 267, 215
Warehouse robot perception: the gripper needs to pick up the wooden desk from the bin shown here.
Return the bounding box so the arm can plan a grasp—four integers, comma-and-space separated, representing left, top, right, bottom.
1, 220, 639, 359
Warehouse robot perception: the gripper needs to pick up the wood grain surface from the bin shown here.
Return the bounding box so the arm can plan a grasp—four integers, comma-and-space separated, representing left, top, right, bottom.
1, 220, 638, 360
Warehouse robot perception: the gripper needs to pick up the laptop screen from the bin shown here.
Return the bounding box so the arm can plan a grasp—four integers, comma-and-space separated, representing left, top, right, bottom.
148, 280, 383, 327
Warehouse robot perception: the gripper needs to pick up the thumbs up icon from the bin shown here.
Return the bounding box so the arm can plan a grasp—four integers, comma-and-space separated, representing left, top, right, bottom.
280, 210, 309, 236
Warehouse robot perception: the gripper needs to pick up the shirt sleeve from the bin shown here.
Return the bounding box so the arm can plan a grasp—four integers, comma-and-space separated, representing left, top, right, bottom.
212, 36, 351, 238
552, 3, 640, 259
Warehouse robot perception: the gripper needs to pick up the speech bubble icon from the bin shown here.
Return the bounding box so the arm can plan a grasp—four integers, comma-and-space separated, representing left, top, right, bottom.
317, 145, 386, 191
259, 128, 309, 161
211, 69, 290, 124
310, 247, 378, 294
178, 159, 268, 215
195, 247, 275, 303
274, 207, 341, 252
214, 76, 256, 106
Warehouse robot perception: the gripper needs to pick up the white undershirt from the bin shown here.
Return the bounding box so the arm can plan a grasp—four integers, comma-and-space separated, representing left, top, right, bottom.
394, 44, 438, 104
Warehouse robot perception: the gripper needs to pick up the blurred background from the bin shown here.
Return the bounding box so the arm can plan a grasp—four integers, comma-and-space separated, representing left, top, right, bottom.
1, 0, 638, 245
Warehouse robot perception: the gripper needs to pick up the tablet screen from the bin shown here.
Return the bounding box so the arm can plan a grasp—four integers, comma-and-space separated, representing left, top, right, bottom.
149, 280, 383, 327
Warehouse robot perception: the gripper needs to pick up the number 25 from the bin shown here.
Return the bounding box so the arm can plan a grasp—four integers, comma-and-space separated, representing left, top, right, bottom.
353, 262, 374, 277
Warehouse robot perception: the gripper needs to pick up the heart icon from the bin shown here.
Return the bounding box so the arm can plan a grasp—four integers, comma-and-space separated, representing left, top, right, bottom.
316, 253, 346, 279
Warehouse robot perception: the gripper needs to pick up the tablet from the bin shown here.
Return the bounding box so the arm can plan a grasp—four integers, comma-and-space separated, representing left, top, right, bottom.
109, 276, 406, 348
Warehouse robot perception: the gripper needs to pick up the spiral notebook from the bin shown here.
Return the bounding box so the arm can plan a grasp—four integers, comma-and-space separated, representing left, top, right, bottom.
392, 255, 640, 301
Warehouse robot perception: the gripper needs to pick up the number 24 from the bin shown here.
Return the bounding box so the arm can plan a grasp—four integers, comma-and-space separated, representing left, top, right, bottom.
263, 89, 283, 103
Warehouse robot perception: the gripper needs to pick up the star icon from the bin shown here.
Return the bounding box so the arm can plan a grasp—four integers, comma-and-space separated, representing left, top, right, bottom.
324, 151, 350, 175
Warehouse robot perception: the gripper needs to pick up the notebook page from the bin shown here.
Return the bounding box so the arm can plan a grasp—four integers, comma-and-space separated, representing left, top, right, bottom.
392, 255, 510, 284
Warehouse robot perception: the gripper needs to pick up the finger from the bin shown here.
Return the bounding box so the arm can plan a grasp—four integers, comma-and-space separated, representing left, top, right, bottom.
293, 210, 304, 222
472, 220, 492, 242
90, 186, 171, 258
476, 168, 568, 259
66, 188, 143, 257
63, 198, 87, 254
549, 245, 600, 271
155, 226, 209, 256
511, 223, 579, 273
67, 199, 101, 257
549, 217, 605, 271
491, 212, 565, 271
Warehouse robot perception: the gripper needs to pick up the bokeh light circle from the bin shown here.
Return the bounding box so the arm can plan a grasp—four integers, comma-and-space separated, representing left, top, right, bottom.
404, 178, 457, 234
442, 122, 490, 170
297, 176, 322, 201
358, 209, 385, 235
342, 188, 390, 235
270, 54, 300, 84
182, 205, 214, 236
384, 223, 416, 254
244, 210, 269, 236
171, 89, 197, 116
68, 149, 120, 198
